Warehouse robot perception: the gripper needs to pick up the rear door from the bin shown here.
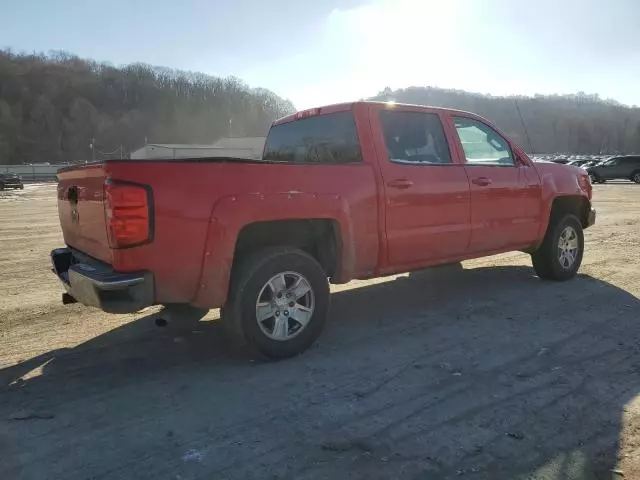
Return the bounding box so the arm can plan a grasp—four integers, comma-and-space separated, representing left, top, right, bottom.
370, 105, 471, 268
448, 114, 542, 253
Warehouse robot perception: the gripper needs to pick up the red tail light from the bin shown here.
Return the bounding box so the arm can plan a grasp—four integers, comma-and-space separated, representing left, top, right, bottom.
104, 180, 153, 248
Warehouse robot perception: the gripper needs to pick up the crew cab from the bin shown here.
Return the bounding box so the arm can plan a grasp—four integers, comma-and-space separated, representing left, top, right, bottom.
51, 102, 595, 359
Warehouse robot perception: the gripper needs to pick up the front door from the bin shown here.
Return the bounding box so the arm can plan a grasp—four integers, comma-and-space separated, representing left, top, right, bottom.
371, 105, 471, 269
448, 114, 542, 253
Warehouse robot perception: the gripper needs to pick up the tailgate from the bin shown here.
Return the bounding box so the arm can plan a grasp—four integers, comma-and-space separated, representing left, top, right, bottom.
57, 164, 112, 264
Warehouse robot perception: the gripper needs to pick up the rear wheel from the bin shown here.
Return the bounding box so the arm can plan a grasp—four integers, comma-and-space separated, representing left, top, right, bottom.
531, 214, 584, 281
223, 247, 330, 359
631, 171, 640, 184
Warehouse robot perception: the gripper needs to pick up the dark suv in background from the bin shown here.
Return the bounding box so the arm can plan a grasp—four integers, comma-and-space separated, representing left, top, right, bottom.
0, 172, 24, 190
587, 156, 640, 184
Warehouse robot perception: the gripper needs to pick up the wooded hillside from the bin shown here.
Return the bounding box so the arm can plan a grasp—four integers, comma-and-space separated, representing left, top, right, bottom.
0, 50, 295, 164
2, 49, 639, 164
371, 87, 640, 154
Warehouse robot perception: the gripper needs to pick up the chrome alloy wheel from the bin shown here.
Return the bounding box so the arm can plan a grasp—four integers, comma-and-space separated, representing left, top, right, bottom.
255, 271, 315, 341
557, 226, 579, 269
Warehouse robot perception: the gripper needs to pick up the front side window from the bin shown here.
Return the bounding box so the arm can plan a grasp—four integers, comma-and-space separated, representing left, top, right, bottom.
380, 111, 452, 165
453, 117, 514, 166
263, 111, 361, 164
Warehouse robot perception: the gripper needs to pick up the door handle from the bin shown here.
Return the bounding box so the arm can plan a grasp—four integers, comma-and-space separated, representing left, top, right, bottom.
387, 178, 414, 189
472, 177, 492, 187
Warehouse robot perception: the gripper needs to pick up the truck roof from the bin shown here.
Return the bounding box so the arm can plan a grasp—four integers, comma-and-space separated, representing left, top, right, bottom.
273, 101, 478, 126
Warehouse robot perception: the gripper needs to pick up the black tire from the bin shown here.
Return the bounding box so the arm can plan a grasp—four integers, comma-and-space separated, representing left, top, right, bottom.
531, 214, 584, 281
590, 172, 605, 184
19, 184, 24, 190
222, 247, 330, 360
631, 171, 640, 184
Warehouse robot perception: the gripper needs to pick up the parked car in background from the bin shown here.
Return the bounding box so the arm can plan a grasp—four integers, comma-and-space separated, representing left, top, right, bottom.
586, 156, 640, 183
567, 159, 591, 167
0, 172, 24, 190
581, 160, 603, 169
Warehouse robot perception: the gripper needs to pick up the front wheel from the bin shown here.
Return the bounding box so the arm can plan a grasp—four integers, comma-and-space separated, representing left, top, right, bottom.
631, 171, 640, 184
531, 214, 584, 281
223, 247, 330, 360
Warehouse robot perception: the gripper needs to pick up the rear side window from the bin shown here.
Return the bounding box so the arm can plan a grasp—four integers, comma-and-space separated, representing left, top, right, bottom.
380, 111, 451, 164
263, 111, 361, 164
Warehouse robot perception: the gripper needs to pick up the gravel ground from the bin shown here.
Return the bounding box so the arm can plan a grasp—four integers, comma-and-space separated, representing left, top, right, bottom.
0, 182, 639, 480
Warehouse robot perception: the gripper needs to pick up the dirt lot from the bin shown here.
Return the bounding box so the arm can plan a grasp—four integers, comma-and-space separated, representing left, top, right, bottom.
0, 183, 639, 480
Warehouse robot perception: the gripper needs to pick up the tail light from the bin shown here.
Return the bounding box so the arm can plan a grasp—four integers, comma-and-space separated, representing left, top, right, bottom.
104, 180, 153, 248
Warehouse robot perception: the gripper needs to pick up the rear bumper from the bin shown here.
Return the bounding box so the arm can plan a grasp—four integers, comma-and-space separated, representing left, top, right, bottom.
50, 248, 154, 314
586, 208, 596, 228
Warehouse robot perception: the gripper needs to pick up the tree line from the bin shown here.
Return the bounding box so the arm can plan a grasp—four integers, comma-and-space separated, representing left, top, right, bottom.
0, 50, 295, 164
371, 87, 640, 154
2, 49, 638, 164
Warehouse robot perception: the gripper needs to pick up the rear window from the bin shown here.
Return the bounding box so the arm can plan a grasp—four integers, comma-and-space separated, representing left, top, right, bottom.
263, 111, 361, 164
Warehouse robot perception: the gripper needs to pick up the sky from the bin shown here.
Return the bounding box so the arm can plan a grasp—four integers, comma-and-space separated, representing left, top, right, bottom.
2, 0, 640, 109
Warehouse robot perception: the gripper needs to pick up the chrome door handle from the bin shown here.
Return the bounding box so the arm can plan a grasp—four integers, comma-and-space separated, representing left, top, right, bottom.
387, 178, 414, 189
472, 177, 492, 186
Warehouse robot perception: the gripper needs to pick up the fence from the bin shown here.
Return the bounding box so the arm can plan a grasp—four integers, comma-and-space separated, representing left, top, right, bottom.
0, 164, 72, 181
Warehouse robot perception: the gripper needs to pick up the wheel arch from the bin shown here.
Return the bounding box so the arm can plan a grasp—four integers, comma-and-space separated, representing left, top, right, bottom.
549, 195, 592, 228
233, 219, 342, 280
193, 192, 355, 309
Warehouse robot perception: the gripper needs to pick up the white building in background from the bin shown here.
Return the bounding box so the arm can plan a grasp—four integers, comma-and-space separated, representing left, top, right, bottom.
130, 137, 266, 160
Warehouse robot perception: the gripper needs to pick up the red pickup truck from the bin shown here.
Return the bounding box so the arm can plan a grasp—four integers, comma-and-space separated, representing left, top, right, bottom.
52, 101, 595, 358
